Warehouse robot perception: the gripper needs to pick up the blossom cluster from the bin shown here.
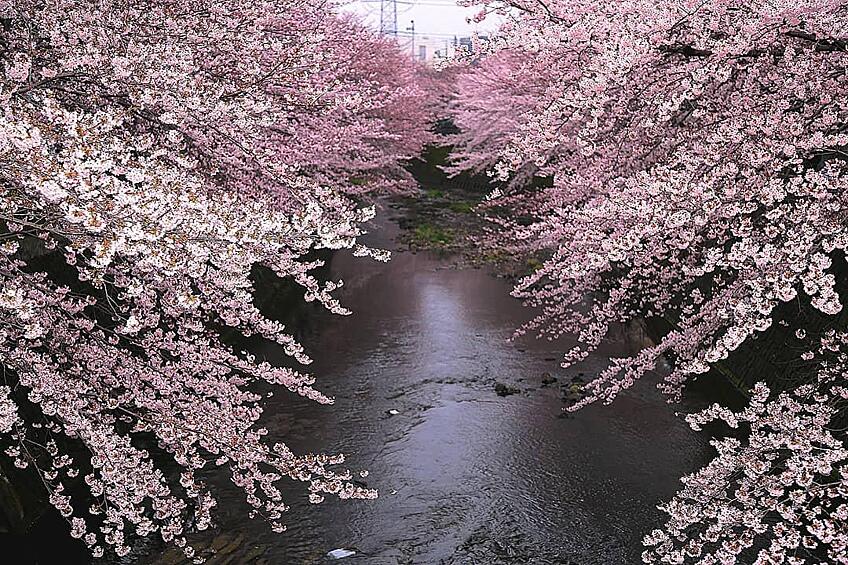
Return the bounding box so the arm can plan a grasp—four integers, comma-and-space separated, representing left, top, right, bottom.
644, 334, 848, 564
0, 0, 433, 559
450, 1, 848, 562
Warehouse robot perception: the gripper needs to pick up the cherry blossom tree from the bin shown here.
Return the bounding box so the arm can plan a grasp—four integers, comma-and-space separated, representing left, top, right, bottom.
447, 49, 546, 178
450, 0, 848, 562
0, 0, 432, 559
271, 13, 436, 194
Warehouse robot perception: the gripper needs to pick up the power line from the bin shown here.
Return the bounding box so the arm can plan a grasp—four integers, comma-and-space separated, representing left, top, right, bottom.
395, 29, 485, 38
344, 0, 496, 41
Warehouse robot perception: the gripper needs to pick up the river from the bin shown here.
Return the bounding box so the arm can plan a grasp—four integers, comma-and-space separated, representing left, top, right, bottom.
129, 209, 708, 565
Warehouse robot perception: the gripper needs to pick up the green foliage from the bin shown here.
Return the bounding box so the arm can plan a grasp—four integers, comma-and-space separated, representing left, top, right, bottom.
447, 201, 475, 214
413, 224, 454, 246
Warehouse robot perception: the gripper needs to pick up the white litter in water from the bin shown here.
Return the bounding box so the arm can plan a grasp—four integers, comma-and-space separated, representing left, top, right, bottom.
327, 548, 356, 559
387, 409, 400, 416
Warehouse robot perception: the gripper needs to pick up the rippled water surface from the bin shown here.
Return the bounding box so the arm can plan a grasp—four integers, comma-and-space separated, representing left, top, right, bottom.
138, 216, 711, 565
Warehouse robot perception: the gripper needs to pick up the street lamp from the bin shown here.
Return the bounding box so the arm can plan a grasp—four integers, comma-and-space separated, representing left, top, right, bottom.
406, 20, 415, 60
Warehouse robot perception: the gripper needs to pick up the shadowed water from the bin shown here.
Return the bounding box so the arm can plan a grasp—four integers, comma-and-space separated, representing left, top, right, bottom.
184, 214, 711, 565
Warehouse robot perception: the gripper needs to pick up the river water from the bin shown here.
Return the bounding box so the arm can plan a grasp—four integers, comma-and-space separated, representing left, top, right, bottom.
130, 211, 711, 565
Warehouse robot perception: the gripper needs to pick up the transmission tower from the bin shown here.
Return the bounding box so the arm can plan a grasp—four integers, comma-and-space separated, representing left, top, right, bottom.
379, 0, 398, 36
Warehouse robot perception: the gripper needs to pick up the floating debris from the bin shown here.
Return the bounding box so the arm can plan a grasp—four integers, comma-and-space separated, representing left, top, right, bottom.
327, 548, 356, 559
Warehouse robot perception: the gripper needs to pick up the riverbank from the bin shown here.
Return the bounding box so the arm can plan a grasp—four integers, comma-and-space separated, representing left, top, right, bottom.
393, 145, 541, 279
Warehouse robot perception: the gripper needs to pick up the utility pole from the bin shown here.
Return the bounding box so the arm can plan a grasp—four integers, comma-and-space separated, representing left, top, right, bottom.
406, 20, 415, 60
379, 0, 398, 37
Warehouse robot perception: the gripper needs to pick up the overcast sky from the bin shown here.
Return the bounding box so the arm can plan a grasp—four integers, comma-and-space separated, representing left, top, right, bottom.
339, 1, 503, 38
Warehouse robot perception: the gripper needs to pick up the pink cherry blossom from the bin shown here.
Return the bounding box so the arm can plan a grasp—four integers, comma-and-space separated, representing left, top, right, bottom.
451, 1, 848, 562
0, 0, 433, 559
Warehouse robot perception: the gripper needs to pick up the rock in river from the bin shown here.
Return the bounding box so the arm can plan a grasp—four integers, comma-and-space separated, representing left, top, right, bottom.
494, 382, 520, 397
